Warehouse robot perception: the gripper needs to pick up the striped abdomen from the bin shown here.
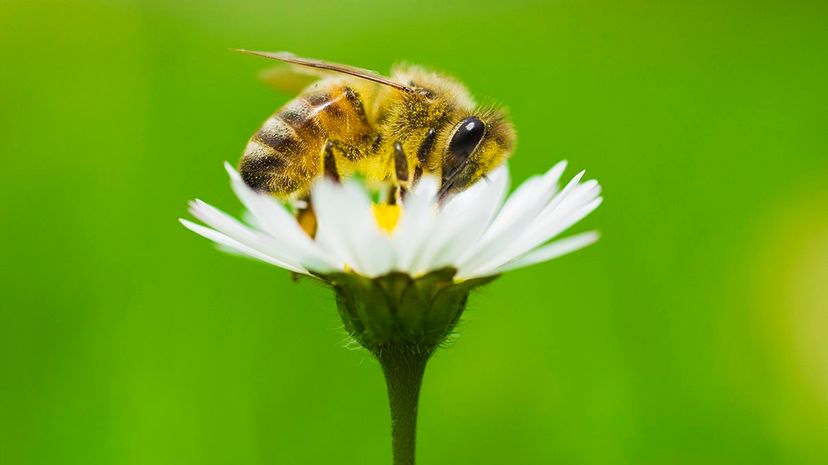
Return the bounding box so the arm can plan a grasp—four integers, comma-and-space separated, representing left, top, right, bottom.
239, 82, 373, 196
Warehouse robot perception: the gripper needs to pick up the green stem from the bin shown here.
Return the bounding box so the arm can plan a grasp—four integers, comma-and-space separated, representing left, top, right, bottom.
376, 346, 430, 465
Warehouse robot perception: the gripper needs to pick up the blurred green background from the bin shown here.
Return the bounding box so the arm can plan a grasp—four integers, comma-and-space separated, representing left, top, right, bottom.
2, 0, 827, 464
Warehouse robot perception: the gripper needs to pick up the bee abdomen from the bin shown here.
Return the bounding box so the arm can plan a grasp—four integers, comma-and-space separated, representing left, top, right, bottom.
239, 85, 371, 196
240, 95, 333, 195
278, 97, 327, 142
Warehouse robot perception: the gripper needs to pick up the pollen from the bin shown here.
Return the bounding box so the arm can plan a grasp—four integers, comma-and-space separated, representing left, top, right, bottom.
372, 203, 401, 234
297, 207, 318, 238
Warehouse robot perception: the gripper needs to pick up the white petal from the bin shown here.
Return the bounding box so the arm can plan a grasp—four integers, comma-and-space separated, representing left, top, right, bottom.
460, 169, 586, 275
179, 219, 308, 274
461, 172, 602, 277
493, 231, 600, 274
225, 166, 338, 272
534, 170, 588, 221
313, 179, 394, 277
187, 199, 309, 272
481, 160, 567, 241
224, 161, 242, 181
391, 176, 440, 271
520, 186, 603, 252
409, 166, 509, 274
455, 161, 567, 270
472, 195, 602, 277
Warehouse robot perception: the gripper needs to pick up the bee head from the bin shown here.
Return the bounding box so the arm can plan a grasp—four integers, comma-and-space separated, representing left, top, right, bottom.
439, 108, 515, 195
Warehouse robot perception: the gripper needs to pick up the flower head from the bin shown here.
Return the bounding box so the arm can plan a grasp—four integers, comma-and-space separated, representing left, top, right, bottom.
182, 161, 601, 279
181, 161, 601, 351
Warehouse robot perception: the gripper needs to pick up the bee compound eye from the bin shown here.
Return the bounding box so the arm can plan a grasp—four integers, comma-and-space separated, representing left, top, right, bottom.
448, 116, 485, 160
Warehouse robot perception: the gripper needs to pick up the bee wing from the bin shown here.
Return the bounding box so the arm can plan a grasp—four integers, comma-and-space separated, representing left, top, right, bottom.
236, 49, 414, 94
258, 64, 326, 94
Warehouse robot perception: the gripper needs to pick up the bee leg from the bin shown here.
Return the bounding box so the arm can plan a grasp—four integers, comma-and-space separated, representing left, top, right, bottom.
296, 198, 317, 238
290, 194, 317, 279
394, 142, 409, 183
323, 140, 340, 182
393, 142, 411, 202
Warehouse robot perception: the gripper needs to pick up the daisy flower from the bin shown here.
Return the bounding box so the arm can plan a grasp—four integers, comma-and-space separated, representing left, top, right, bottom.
181, 160, 600, 282
180, 160, 601, 465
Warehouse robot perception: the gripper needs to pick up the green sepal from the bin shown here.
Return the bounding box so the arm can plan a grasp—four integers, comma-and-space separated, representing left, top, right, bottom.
321, 269, 498, 355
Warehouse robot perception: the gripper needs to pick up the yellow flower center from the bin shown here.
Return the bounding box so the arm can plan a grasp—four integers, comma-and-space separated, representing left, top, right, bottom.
372, 203, 401, 234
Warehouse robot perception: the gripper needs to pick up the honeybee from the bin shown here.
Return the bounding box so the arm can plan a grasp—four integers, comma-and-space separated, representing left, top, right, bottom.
236, 50, 516, 200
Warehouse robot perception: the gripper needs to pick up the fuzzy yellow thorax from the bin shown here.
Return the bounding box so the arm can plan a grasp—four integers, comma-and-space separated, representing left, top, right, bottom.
372, 203, 401, 234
